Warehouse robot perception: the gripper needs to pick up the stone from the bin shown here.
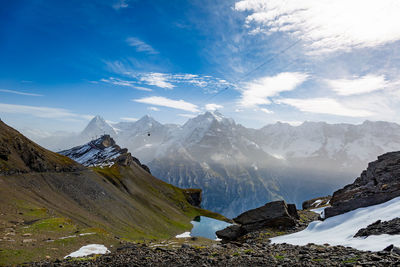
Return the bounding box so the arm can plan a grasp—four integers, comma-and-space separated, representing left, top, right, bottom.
233, 200, 297, 232
354, 218, 400, 237
325, 151, 400, 218
216, 225, 246, 241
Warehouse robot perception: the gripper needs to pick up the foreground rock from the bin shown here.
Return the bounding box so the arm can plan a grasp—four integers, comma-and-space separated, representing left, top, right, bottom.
354, 218, 400, 237
325, 151, 400, 218
217, 201, 299, 241
31, 242, 400, 266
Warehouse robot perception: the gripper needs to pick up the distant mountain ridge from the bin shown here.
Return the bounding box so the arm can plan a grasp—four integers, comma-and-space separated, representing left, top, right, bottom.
28, 112, 400, 216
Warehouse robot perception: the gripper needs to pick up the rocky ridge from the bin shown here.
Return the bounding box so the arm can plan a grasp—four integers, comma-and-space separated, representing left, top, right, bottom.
59, 135, 151, 173
325, 151, 400, 218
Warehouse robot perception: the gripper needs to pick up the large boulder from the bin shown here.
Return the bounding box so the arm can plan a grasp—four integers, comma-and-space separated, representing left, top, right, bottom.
325, 151, 400, 218
216, 200, 299, 241
233, 200, 298, 232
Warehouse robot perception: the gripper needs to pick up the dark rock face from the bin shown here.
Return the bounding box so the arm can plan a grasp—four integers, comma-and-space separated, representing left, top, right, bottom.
217, 200, 299, 241
234, 201, 297, 232
354, 218, 400, 237
216, 225, 246, 241
182, 189, 202, 207
325, 151, 400, 218
302, 196, 331, 210
287, 204, 300, 219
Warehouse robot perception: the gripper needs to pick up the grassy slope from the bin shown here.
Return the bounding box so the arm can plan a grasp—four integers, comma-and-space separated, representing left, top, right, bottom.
0, 122, 229, 265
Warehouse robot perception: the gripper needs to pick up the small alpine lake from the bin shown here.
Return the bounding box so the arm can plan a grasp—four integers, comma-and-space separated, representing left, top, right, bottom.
188, 216, 232, 240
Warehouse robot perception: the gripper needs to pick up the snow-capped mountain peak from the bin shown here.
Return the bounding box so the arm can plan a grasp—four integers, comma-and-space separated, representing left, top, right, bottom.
81, 115, 116, 139
59, 135, 125, 167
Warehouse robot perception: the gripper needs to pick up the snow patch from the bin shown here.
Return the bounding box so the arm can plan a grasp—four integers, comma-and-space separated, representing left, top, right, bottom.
271, 196, 400, 251
175, 232, 191, 238
64, 244, 110, 258
312, 199, 323, 207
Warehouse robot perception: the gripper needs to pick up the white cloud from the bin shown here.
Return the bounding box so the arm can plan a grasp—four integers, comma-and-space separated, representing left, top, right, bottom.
0, 89, 43, 97
105, 61, 232, 91
140, 73, 175, 89
260, 108, 273, 114
326, 74, 388, 96
0, 103, 93, 120
235, 0, 400, 54
205, 103, 223, 111
112, 0, 128, 10
100, 77, 153, 91
239, 72, 308, 108
120, 117, 138, 122
148, 106, 160, 111
126, 37, 158, 54
133, 96, 199, 112
277, 98, 374, 117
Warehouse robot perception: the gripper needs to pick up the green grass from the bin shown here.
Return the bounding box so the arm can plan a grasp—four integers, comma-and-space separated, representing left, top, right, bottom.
28, 217, 77, 233
342, 256, 360, 263
274, 254, 285, 260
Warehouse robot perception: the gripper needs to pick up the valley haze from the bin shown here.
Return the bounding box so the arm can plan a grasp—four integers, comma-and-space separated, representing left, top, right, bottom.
21, 111, 400, 217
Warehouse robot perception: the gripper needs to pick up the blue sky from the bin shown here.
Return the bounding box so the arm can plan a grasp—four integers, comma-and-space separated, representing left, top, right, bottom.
1, 0, 400, 133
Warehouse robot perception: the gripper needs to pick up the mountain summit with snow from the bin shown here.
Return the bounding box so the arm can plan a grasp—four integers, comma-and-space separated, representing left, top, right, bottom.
59, 135, 150, 173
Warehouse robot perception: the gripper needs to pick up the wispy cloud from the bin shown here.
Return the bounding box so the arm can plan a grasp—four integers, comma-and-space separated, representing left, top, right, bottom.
139, 73, 175, 89
277, 98, 374, 117
112, 0, 129, 10
0, 103, 93, 120
100, 77, 152, 91
105, 61, 232, 91
133, 96, 199, 112
235, 0, 400, 54
326, 74, 388, 96
205, 103, 223, 111
120, 117, 138, 122
126, 37, 158, 54
239, 72, 308, 108
0, 89, 43, 96
260, 108, 273, 114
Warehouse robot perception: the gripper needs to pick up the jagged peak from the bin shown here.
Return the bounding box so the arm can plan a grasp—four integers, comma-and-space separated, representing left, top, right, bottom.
59, 134, 151, 173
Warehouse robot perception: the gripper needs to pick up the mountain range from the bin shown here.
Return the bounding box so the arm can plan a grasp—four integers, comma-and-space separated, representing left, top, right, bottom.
26, 111, 400, 217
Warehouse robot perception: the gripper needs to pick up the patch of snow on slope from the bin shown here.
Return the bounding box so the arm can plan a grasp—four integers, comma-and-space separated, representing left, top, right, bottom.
64, 244, 110, 258
271, 196, 400, 251
175, 232, 191, 238
312, 199, 323, 207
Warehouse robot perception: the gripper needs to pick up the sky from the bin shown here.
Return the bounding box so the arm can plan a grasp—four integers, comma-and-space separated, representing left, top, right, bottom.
1, 0, 400, 133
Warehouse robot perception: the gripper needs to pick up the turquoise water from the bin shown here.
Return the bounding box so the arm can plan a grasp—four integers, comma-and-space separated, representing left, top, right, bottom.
190, 216, 232, 240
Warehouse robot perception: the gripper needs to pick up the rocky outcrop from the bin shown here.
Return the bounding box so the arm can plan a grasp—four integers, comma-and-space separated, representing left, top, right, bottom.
182, 189, 202, 207
325, 151, 400, 218
302, 196, 331, 210
354, 218, 400, 237
59, 135, 151, 173
216, 200, 299, 241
